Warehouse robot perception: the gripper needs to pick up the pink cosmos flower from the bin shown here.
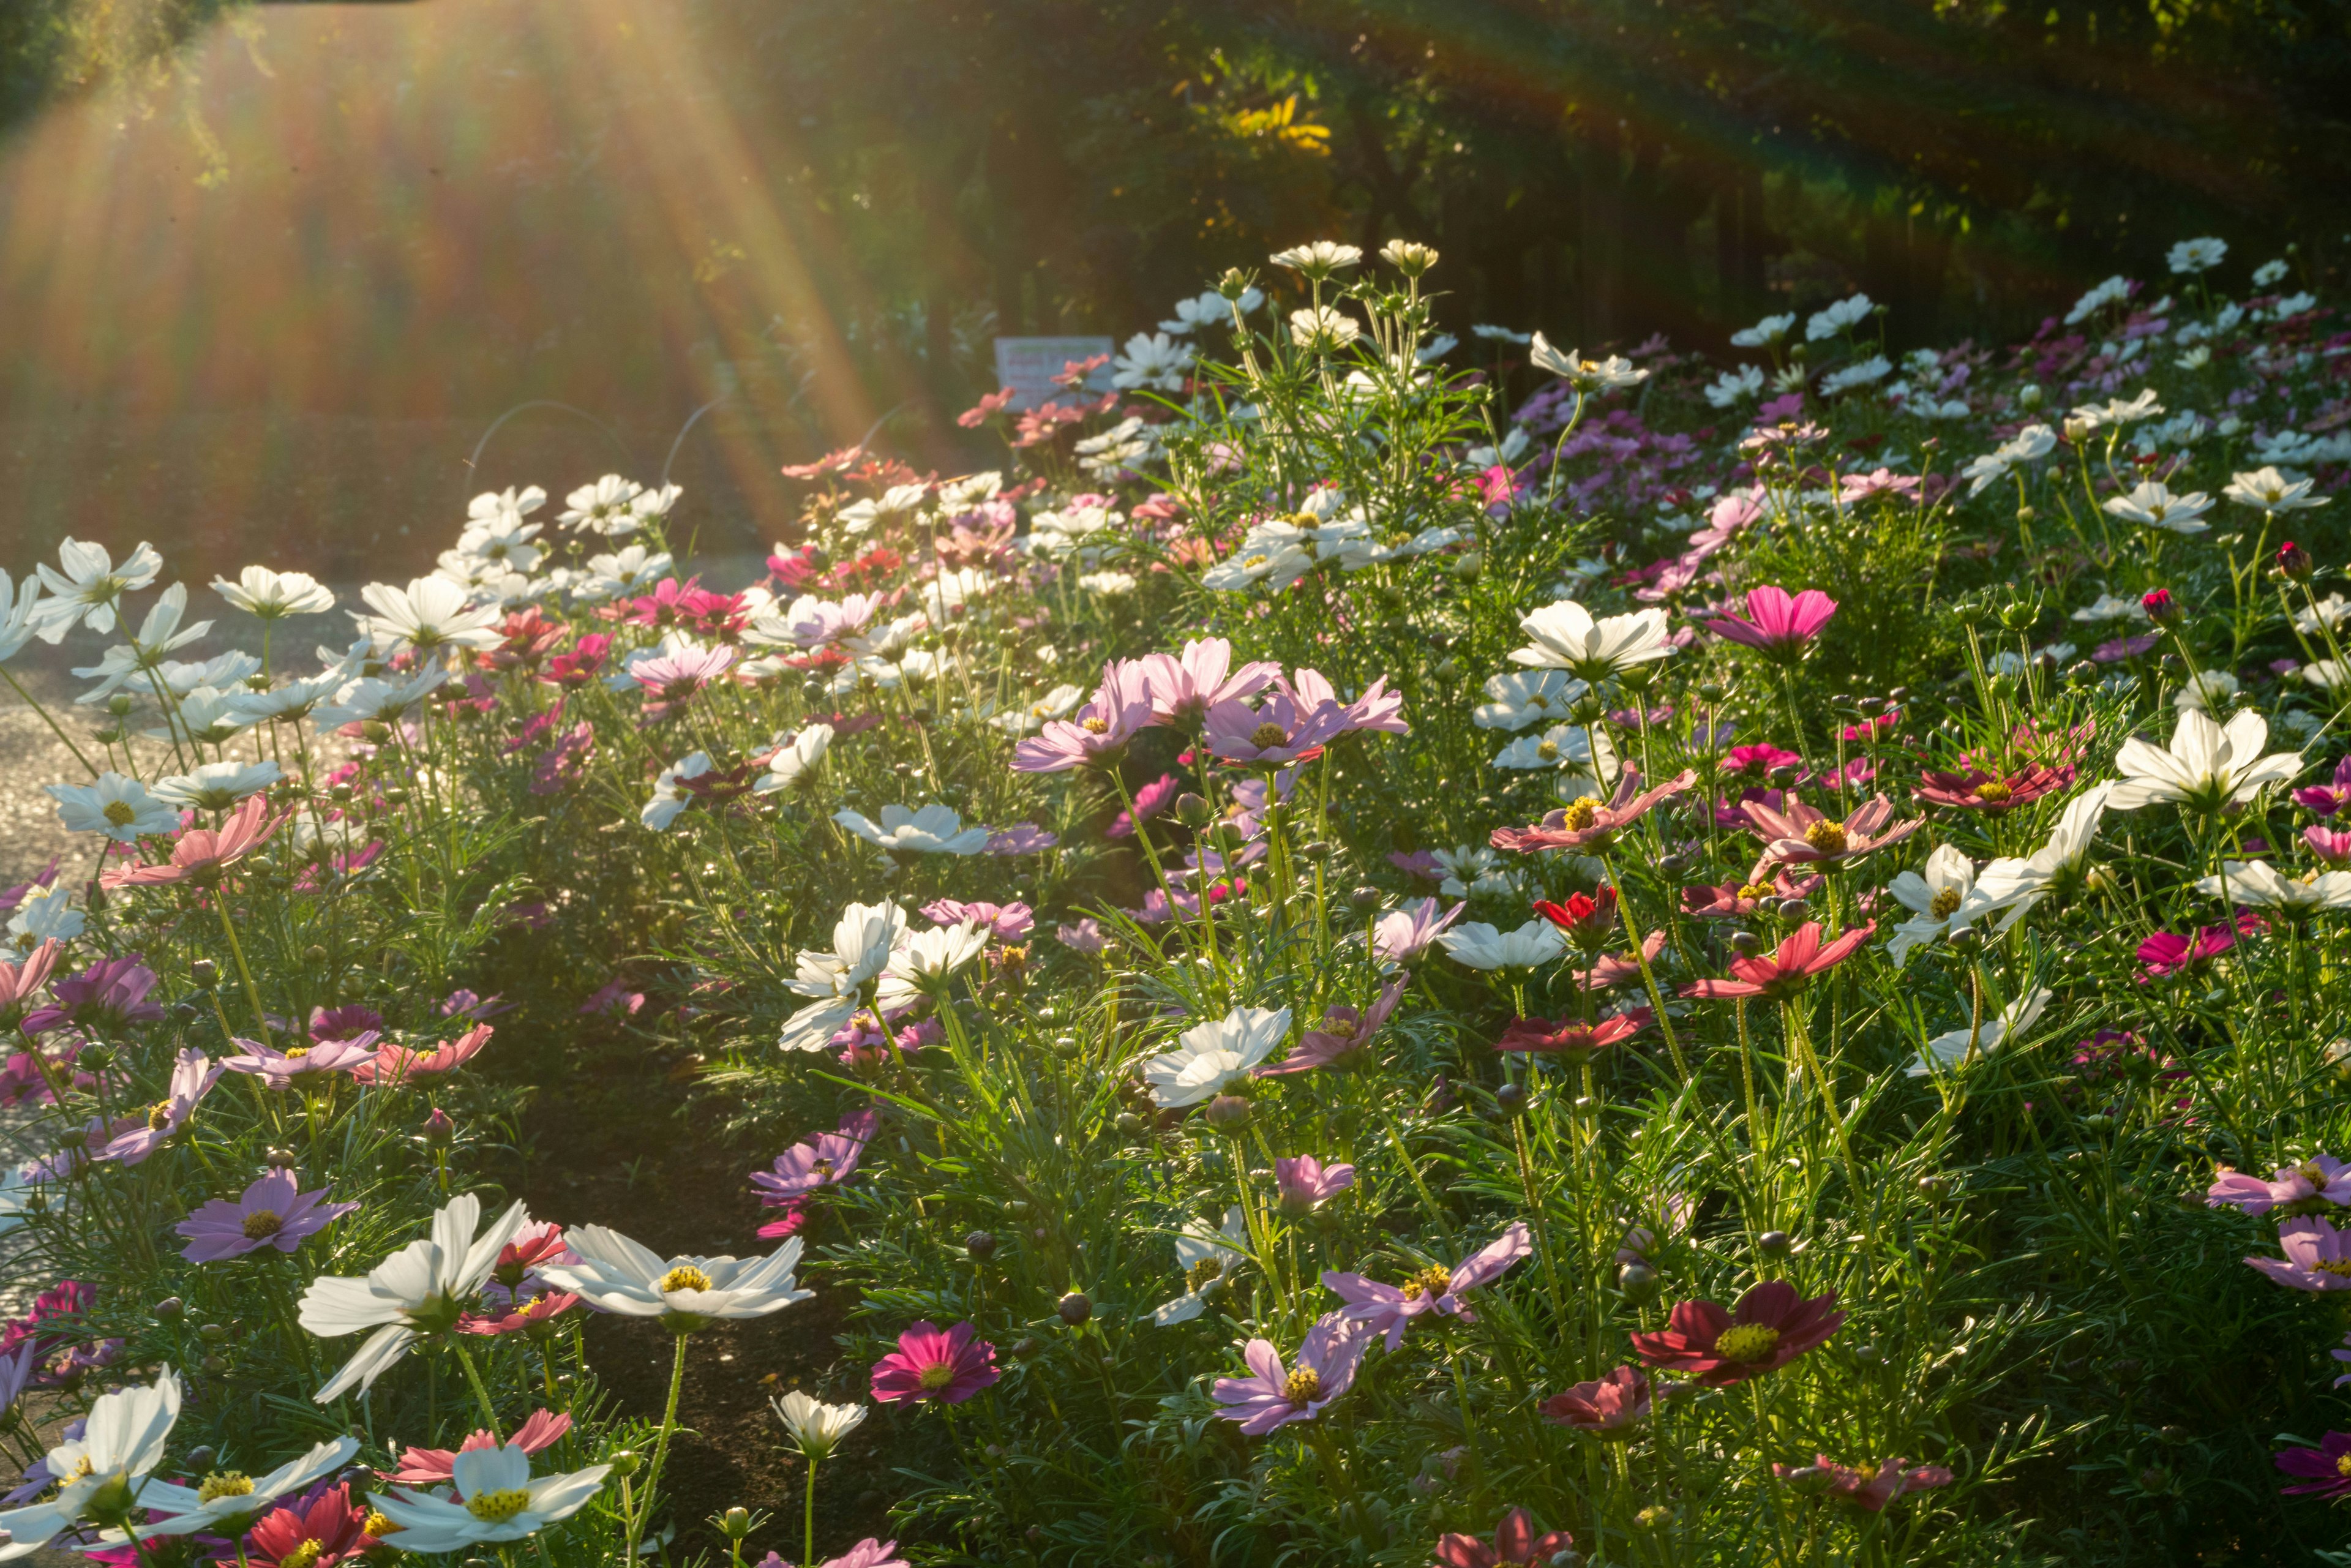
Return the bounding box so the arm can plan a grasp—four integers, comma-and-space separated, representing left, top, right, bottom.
1107, 773, 1180, 838
1321, 1221, 1531, 1350
350, 1022, 493, 1084
1681, 921, 1877, 1002
1371, 899, 1463, 963
1777, 1455, 1954, 1510
1631, 1280, 1845, 1386
2136, 926, 2235, 980
1725, 743, 1802, 779
1707, 585, 1838, 657
1679, 869, 1821, 921
918, 899, 1033, 940
753, 1109, 881, 1206
630, 643, 737, 719
457, 1292, 582, 1337
1054, 917, 1109, 955
2208, 1155, 2351, 1216
1490, 767, 1697, 855
484, 1221, 575, 1304
984, 822, 1059, 854
2293, 756, 2351, 816
0, 941, 60, 1032
542, 633, 612, 688
1136, 637, 1280, 725
1210, 1312, 1368, 1434
2277, 1432, 2351, 1498
1202, 691, 1349, 767
1273, 1155, 1355, 1213
221, 1034, 380, 1090
102, 793, 284, 889
176, 1168, 356, 1262
2248, 1216, 2351, 1290
95, 1048, 219, 1165
1915, 763, 2075, 815
382, 1409, 574, 1484
19, 955, 162, 1037
1431, 1507, 1573, 1568
578, 977, 646, 1017
767, 1540, 909, 1568
1493, 1008, 1651, 1060
1838, 468, 1921, 504
1258, 979, 1405, 1075
1741, 793, 1922, 868
1564, 931, 1666, 994
2306, 826, 2351, 867
1012, 662, 1155, 773
1538, 1365, 1651, 1435
1278, 668, 1409, 737
1387, 849, 1444, 881
871, 1320, 999, 1405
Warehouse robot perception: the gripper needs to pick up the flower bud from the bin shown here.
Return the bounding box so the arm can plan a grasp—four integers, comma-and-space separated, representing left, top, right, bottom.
1202, 1094, 1253, 1130
304, 945, 329, 966
2140, 588, 2179, 625
607, 1449, 643, 1478
964, 1229, 997, 1261
2279, 540, 2315, 580
1495, 1082, 1530, 1117
1216, 268, 1252, 301
422, 1108, 456, 1147
1173, 792, 1213, 830
190, 959, 219, 991
1056, 1291, 1093, 1326
1757, 1229, 1793, 1256
1616, 1260, 1661, 1305
719, 1508, 752, 1540
152, 1297, 184, 1321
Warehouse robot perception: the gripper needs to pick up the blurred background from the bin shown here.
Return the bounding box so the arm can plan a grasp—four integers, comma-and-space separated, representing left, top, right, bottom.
1, 0, 2345, 580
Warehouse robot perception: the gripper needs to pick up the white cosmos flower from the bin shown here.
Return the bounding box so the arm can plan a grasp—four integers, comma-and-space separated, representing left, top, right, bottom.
297, 1193, 532, 1401
369, 1443, 610, 1553
1954, 783, 2113, 933
1472, 669, 1588, 731
2102, 481, 2212, 534
2108, 708, 2301, 812
2068, 388, 2162, 430
128, 1435, 359, 1540
47, 773, 179, 842
29, 538, 163, 641
151, 686, 260, 746
8, 885, 83, 952
2167, 236, 2227, 274
577, 545, 674, 604
1141, 1006, 1292, 1109
1151, 1207, 1251, 1326
1509, 600, 1673, 680
989, 683, 1084, 735
1730, 312, 1796, 348
771, 1390, 868, 1460
69, 584, 214, 699
754, 725, 833, 793
790, 902, 906, 1000
833, 803, 989, 855
311, 668, 450, 732
2224, 466, 2325, 512
2173, 670, 2241, 713
875, 922, 989, 1011
232, 672, 345, 724
1886, 844, 1978, 967
1202, 542, 1314, 593
152, 760, 282, 812
1430, 845, 1512, 900
0, 1162, 47, 1236
1111, 332, 1193, 392
1704, 365, 1766, 408
0, 571, 43, 667
1491, 723, 1617, 778
1529, 334, 1648, 392
211, 567, 336, 620
559, 475, 645, 536
642, 752, 713, 831
1805, 294, 1875, 340
1819, 356, 1892, 396
2297, 595, 2351, 636
2071, 592, 2150, 624
538, 1228, 811, 1326
1288, 307, 1361, 350
1908, 988, 2052, 1077
2299, 661, 2351, 692
468, 484, 547, 523
2193, 860, 2351, 911
1270, 241, 1362, 277
0, 1367, 182, 1558
356, 577, 501, 656
1438, 919, 1567, 971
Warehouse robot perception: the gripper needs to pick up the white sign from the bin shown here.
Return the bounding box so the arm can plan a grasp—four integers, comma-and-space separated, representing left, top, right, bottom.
993, 336, 1117, 411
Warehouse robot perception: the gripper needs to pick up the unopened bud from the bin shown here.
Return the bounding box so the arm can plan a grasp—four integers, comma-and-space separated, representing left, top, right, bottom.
1056, 1291, 1093, 1326
2140, 588, 2179, 625
1616, 1261, 1661, 1305
964, 1229, 997, 1261
1173, 792, 1212, 829
719, 1508, 752, 1540
422, 1108, 456, 1146
2280, 540, 2315, 581
607, 1449, 643, 1479
1202, 1094, 1253, 1130
190, 959, 219, 991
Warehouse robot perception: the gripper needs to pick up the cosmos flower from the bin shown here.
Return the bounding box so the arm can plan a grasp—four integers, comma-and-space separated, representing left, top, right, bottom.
1211, 1313, 1368, 1433
298, 1193, 533, 1401
1539, 1366, 1650, 1437
2208, 1155, 2351, 1217
1742, 792, 1922, 868
239, 1482, 381, 1568
1151, 1208, 1251, 1327
212, 567, 337, 620
1509, 601, 1673, 680
1011, 662, 1155, 772
44, 773, 179, 843
1775, 1455, 1954, 1511
2276, 1433, 2351, 1499
1370, 898, 1463, 963
536, 1228, 811, 1330
382, 1411, 574, 1487
0, 1365, 181, 1555
1707, 585, 1837, 657
1489, 768, 1695, 855
2104, 482, 2212, 533
1273, 1155, 1355, 1214
1135, 637, 1280, 724
94, 1049, 220, 1166
2108, 709, 2301, 814
1202, 691, 1349, 767
1630, 1280, 1844, 1386
754, 725, 834, 793
101, 794, 285, 890
752, 1109, 881, 1207
2246, 1216, 2351, 1292
176, 1169, 357, 1262
1432, 1507, 1575, 1568
367, 1443, 610, 1553
870, 1321, 999, 1405
919, 900, 1033, 940
1321, 1222, 1531, 1349
355, 576, 503, 656
1914, 763, 2074, 815
1681, 922, 1875, 1003
834, 803, 991, 855
28, 538, 163, 640
1907, 988, 2050, 1076
1438, 920, 1567, 972
1885, 844, 1977, 966
2193, 860, 2351, 912
21, 955, 164, 1037
122, 1435, 359, 1542
1493, 1008, 1651, 1060
771, 1392, 867, 1461
1142, 1006, 1292, 1108
350, 1024, 493, 1084
221, 1035, 380, 1090
1258, 980, 1405, 1075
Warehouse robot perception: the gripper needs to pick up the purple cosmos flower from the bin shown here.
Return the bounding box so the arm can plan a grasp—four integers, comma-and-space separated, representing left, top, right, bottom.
1055, 918, 1109, 955
2276, 1431, 2351, 1498
2248, 1215, 2351, 1290
96, 1049, 219, 1165
1259, 978, 1405, 1075
2295, 756, 2351, 817
1211, 1313, 1368, 1434
1011, 662, 1155, 772
222, 1035, 380, 1090
0, 1344, 35, 1418
1371, 899, 1463, 963
1278, 668, 1409, 737
1273, 1155, 1355, 1214
1226, 770, 1297, 837
918, 900, 1033, 940
1707, 585, 1837, 656
440, 989, 514, 1021
752, 1108, 880, 1206
984, 822, 1059, 854
19, 955, 164, 1037
175, 1168, 358, 1262
1202, 691, 1350, 767
1136, 637, 1280, 726
309, 1003, 386, 1041
2211, 1156, 2351, 1216
1321, 1221, 1532, 1349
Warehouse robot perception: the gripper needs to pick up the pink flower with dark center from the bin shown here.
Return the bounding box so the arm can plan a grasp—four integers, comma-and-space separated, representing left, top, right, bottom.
175, 1168, 356, 1262
1273, 1155, 1355, 1214
94, 1049, 219, 1165
101, 794, 284, 889
2276, 1431, 2351, 1498
2136, 926, 2234, 980
1135, 637, 1280, 726
350, 1022, 493, 1084
1680, 869, 1821, 921
1210, 1313, 1368, 1434
2208, 1155, 2351, 1216
486, 1221, 574, 1299
1493, 1008, 1651, 1060
1371, 899, 1463, 963
1490, 767, 1697, 855
1538, 1365, 1651, 1435
221, 1034, 380, 1090
381, 1409, 574, 1484
19, 955, 162, 1037
2248, 1216, 2351, 1291
1838, 468, 1921, 504
2294, 756, 2351, 817
1202, 691, 1349, 767
2306, 826, 2351, 867
871, 1320, 999, 1405
1631, 1280, 1845, 1386
1706, 585, 1838, 658
1775, 1455, 1954, 1510
1915, 763, 2075, 815
1278, 668, 1409, 737
753, 1109, 881, 1206
1681, 921, 1876, 1002
1742, 792, 1921, 868
1012, 662, 1155, 773
1258, 978, 1405, 1075
1321, 1221, 1531, 1350
918, 900, 1033, 940
1431, 1507, 1573, 1568
309, 1003, 384, 1041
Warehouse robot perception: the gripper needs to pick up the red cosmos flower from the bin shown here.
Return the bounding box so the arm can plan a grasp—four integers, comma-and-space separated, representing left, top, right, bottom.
243, 1482, 380, 1568
1490, 767, 1697, 855
1681, 921, 1875, 1002
489, 608, 566, 670
1724, 743, 1802, 779
100, 794, 284, 890
871, 1321, 999, 1405
1539, 1364, 1651, 1436
2276, 1431, 2351, 1498
1630, 1280, 1845, 1386
1915, 762, 2074, 814
1493, 1008, 1651, 1060
1532, 888, 1618, 949
1433, 1507, 1573, 1568
541, 632, 612, 689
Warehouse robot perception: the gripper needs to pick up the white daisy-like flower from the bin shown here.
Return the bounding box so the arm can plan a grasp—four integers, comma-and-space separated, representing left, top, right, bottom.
1437, 919, 1567, 971
1509, 600, 1672, 680
355, 577, 501, 657
1111, 332, 1193, 392
989, 684, 1084, 736
2167, 236, 2227, 275
833, 803, 989, 855
310, 668, 450, 732
642, 752, 714, 831
537, 1227, 811, 1329
1269, 241, 1363, 277
2102, 481, 2212, 535
2172, 670, 2242, 713
577, 546, 675, 604
1529, 334, 1648, 392
875, 922, 989, 1011
296, 1193, 533, 1401
2071, 592, 2150, 625
780, 901, 907, 1052
28, 538, 163, 642
7, 885, 83, 955
1472, 670, 1588, 731
2193, 860, 2351, 912
152, 760, 283, 812
46, 773, 179, 842
1907, 988, 2052, 1077
2107, 708, 2301, 813
771, 1390, 868, 1461
0, 1367, 182, 1558
1202, 543, 1314, 594
367, 1443, 610, 1553
1886, 844, 1977, 967
1805, 294, 1876, 341
1141, 1006, 1292, 1108
1954, 784, 2113, 935
1730, 312, 1797, 348
69, 583, 214, 699
558, 475, 645, 536
754, 726, 833, 793
1150, 1207, 1250, 1326
1288, 307, 1361, 351
211, 566, 336, 620
127, 1436, 359, 1542
2224, 466, 2326, 512
1430, 844, 1512, 900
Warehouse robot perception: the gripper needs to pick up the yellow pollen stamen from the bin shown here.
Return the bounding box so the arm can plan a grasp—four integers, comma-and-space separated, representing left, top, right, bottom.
1559, 797, 1602, 832
102, 801, 137, 827
2338, 1454, 2351, 1480
1242, 553, 1269, 570
465, 1488, 533, 1525
1282, 1367, 1324, 1406
1802, 819, 1850, 855
917, 1361, 956, 1390
1536, 740, 1559, 760
1714, 1324, 1783, 1363
1929, 888, 1963, 919
1250, 722, 1290, 751
196, 1471, 254, 1504
242, 1209, 284, 1240
1187, 1258, 1224, 1290
279, 1540, 325, 1568
148, 1101, 176, 1131
1971, 781, 2013, 803
2316, 1259, 2351, 1278
658, 1265, 714, 1294
363, 1511, 397, 1537
1081, 717, 1108, 734
1738, 883, 1772, 901
284, 1045, 310, 1059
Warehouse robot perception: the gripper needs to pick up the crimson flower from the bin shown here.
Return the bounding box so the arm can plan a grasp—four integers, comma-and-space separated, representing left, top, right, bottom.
1914, 763, 2074, 814
871, 1320, 999, 1405
100, 793, 283, 889
1681, 921, 1875, 1002
1493, 1008, 1651, 1060
2136, 925, 2235, 980
1433, 1507, 1573, 1568
1532, 887, 1617, 949
1707, 585, 1837, 658
1725, 743, 1803, 779
244, 1482, 381, 1568
1490, 767, 1697, 855
2277, 1431, 2351, 1498
541, 633, 612, 688
1630, 1280, 1845, 1386
1538, 1365, 1650, 1436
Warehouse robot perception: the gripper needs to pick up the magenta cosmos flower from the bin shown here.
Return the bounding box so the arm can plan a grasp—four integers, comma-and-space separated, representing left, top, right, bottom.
96, 1048, 220, 1165
1202, 691, 1349, 767
1680, 868, 1821, 921
350, 1022, 493, 1084
1433, 1507, 1573, 1568
1539, 1364, 1650, 1436
19, 955, 164, 1037
1211, 1313, 1368, 1434
2248, 1217, 2351, 1291
1681, 921, 1875, 1002
871, 1320, 999, 1405
2137, 926, 2235, 981
1278, 667, 1409, 737
1777, 1455, 1953, 1510
2293, 756, 2351, 816
1707, 585, 1838, 658
1630, 1280, 1845, 1386
1011, 662, 1155, 773
1322, 1221, 1531, 1350
1741, 793, 1922, 868
1258, 978, 1405, 1075
1493, 1008, 1651, 1061
2209, 1155, 2351, 1216
1135, 637, 1280, 725
175, 1168, 357, 1262
753, 1108, 880, 1207
1273, 1155, 1355, 1214
1916, 763, 2074, 815
100, 793, 284, 889
1490, 767, 1697, 855
919, 900, 1033, 940
2277, 1432, 2351, 1498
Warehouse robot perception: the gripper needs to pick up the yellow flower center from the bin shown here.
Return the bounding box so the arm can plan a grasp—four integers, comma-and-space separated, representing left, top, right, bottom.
1526, 695, 1550, 711
659, 1266, 714, 1294
1714, 1324, 1783, 1363
1738, 883, 1771, 901
1248, 722, 1288, 751
103, 801, 138, 827
2338, 1454, 2351, 1480
1929, 888, 1963, 919
465, 1488, 533, 1525
1971, 781, 2012, 803
2316, 1259, 2351, 1279
918, 1360, 957, 1391
1560, 797, 1602, 832
1082, 716, 1109, 734
197, 1472, 254, 1504
285, 1045, 310, 1059
279, 1540, 324, 1568
1242, 553, 1269, 571
148, 1101, 176, 1131
1187, 1257, 1225, 1290
1536, 740, 1559, 760
364, 1511, 397, 1537
1282, 1367, 1324, 1406
1802, 820, 1850, 854
242, 1209, 283, 1240
69, 1458, 95, 1479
